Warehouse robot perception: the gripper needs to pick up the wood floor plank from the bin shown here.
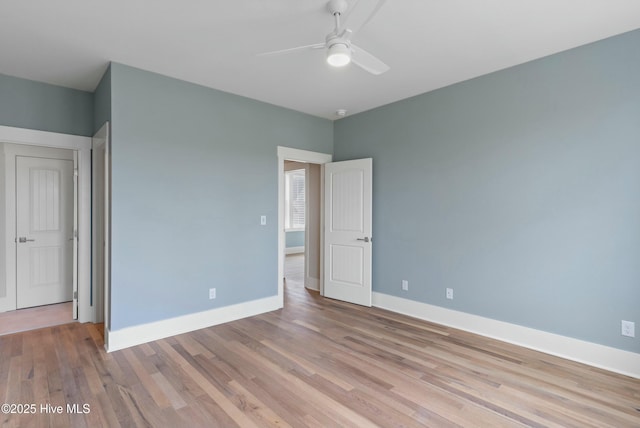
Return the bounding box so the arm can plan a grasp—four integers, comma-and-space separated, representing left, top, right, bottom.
151, 372, 188, 410
224, 339, 378, 427
174, 334, 216, 359
226, 379, 293, 428
154, 348, 207, 403
122, 348, 172, 409
155, 339, 259, 428
1, 255, 639, 427
260, 338, 355, 391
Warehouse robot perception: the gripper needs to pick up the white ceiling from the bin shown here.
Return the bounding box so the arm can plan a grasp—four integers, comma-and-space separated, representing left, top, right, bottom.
1, 0, 639, 120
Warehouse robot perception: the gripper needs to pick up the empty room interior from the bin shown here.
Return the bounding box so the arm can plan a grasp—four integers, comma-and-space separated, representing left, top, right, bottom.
1, 1, 639, 426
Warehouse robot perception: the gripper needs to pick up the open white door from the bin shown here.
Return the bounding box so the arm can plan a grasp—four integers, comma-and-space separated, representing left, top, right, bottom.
324, 158, 372, 306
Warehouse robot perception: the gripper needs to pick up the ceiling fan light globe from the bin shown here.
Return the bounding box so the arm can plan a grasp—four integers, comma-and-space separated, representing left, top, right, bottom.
326, 44, 351, 67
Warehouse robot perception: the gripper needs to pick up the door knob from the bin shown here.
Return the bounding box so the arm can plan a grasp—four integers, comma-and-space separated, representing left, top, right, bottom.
18, 237, 35, 243
356, 237, 370, 243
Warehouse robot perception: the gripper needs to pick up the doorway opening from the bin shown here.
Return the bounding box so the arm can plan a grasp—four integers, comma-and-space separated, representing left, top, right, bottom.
92, 123, 110, 338
0, 125, 93, 334
278, 147, 374, 308
283, 162, 308, 292
0, 144, 76, 334
277, 147, 332, 308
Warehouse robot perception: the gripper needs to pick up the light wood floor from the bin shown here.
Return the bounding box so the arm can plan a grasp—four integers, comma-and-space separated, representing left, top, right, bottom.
0, 301, 73, 336
1, 257, 639, 427
285, 252, 304, 285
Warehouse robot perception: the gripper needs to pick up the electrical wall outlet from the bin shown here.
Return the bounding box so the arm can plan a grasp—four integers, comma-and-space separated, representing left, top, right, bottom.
621, 320, 635, 337
401, 280, 408, 291
209, 288, 216, 300
446, 288, 453, 300
260, 215, 267, 225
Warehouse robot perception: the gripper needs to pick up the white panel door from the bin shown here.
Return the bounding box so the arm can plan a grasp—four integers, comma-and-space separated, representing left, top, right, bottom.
16, 156, 74, 309
324, 158, 372, 306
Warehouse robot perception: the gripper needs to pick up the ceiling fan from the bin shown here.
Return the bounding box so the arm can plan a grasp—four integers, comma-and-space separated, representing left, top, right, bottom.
259, 0, 390, 75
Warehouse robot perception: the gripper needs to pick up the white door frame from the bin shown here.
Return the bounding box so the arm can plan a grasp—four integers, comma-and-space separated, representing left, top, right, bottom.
0, 125, 93, 322
277, 147, 332, 307
92, 123, 110, 327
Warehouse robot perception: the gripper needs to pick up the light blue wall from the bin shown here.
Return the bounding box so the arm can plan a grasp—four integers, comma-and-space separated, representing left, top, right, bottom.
333, 29, 640, 353
286, 231, 305, 248
0, 73, 93, 136
109, 63, 332, 330
93, 65, 111, 134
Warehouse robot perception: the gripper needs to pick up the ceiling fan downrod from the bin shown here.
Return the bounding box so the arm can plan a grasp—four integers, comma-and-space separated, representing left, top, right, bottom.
326, 0, 351, 67
327, 0, 348, 33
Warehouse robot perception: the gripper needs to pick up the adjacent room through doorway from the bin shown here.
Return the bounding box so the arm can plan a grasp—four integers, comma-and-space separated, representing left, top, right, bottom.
0, 143, 77, 335
282, 159, 322, 295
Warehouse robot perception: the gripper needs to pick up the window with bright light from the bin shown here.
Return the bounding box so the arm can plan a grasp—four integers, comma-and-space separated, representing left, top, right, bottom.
285, 169, 305, 230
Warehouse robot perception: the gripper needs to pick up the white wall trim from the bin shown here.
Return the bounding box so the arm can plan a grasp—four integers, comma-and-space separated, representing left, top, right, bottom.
305, 277, 319, 291
106, 295, 281, 352
285, 246, 305, 255
0, 125, 90, 150
277, 146, 333, 165
373, 292, 640, 379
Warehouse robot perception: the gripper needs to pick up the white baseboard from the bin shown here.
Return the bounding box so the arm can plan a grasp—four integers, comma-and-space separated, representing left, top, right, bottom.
106, 295, 281, 352
373, 292, 640, 379
305, 276, 319, 291
285, 246, 304, 255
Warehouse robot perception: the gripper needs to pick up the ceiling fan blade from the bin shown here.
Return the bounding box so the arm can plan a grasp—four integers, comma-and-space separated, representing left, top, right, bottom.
351, 44, 390, 75
258, 43, 325, 57
338, 0, 388, 36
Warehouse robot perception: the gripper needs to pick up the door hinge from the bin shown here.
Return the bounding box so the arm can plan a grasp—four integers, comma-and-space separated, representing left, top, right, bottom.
73, 291, 78, 300
74, 169, 79, 177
